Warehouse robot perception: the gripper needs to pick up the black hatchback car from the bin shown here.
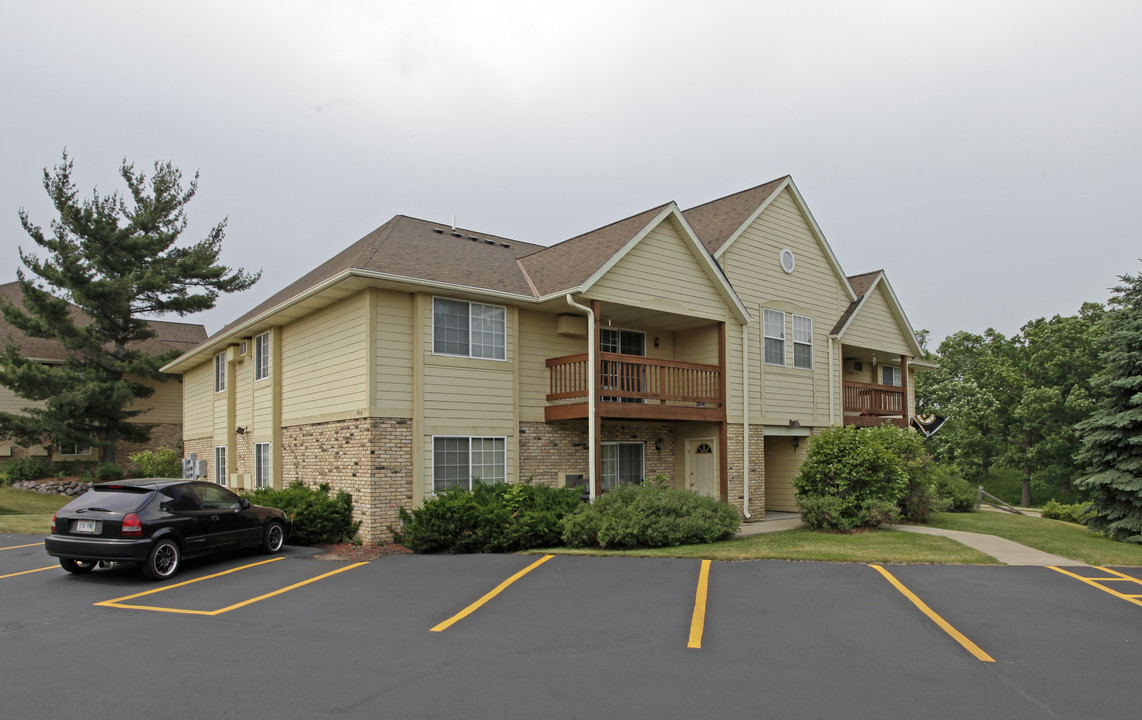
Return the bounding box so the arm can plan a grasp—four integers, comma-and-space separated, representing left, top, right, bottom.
45, 479, 289, 580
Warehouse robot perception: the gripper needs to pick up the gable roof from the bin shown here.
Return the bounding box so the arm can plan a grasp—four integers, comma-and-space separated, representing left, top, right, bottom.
830, 271, 923, 356
0, 282, 207, 362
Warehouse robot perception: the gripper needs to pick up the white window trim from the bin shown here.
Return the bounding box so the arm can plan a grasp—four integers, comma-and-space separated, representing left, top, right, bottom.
792, 314, 813, 370
214, 446, 227, 486
254, 331, 271, 382
58, 443, 92, 457
213, 352, 226, 393
763, 309, 786, 367
882, 366, 902, 387
254, 442, 271, 489
431, 435, 507, 492
601, 441, 645, 490
431, 297, 508, 361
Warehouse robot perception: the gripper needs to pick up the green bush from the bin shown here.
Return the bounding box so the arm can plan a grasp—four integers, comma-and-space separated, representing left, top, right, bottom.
395, 480, 582, 554
0, 457, 54, 483
932, 469, 977, 513
245, 481, 360, 545
793, 425, 915, 530
1041, 499, 1094, 525
798, 495, 853, 531
84, 462, 123, 483
128, 447, 182, 478
560, 478, 739, 549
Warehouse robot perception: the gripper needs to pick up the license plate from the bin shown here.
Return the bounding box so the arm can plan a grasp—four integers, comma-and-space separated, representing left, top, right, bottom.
73, 520, 98, 534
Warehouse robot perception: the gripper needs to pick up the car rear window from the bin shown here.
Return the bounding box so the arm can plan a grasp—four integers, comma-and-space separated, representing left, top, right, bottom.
68, 486, 155, 512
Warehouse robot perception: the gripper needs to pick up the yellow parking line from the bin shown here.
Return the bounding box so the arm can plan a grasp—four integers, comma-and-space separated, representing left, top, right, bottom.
95, 557, 285, 607
431, 555, 554, 632
687, 559, 711, 649
869, 564, 995, 662
1, 542, 44, 551
1047, 566, 1142, 609
0, 565, 57, 580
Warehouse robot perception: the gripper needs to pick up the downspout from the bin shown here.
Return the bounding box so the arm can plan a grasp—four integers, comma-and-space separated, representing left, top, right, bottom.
828, 336, 837, 425
742, 323, 751, 519
565, 294, 597, 501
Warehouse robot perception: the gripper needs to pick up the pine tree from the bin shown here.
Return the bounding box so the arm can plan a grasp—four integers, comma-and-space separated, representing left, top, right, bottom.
0, 151, 259, 465
1076, 269, 1142, 543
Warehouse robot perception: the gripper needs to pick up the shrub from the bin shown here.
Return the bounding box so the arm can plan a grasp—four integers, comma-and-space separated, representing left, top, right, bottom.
85, 462, 123, 483
395, 480, 582, 554
128, 447, 182, 478
1041, 499, 1094, 525
793, 425, 914, 530
932, 469, 977, 513
798, 494, 853, 531
0, 457, 54, 483
245, 481, 361, 545
560, 479, 739, 549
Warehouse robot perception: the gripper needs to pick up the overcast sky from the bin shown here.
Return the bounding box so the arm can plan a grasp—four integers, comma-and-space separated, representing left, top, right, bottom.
2, 1, 1139, 348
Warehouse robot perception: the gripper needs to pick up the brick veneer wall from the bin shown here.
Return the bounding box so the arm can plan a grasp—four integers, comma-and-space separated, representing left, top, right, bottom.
1, 423, 185, 476
727, 424, 766, 520
281, 417, 413, 544
517, 419, 676, 488
183, 437, 214, 478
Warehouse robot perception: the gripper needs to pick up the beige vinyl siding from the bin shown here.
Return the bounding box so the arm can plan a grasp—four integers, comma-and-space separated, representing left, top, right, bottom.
0, 386, 42, 415
131, 377, 183, 424
841, 284, 915, 357
517, 309, 586, 422
374, 289, 414, 416
281, 291, 369, 422
588, 218, 729, 322
182, 363, 213, 437
233, 351, 253, 434
764, 434, 808, 512
718, 188, 850, 426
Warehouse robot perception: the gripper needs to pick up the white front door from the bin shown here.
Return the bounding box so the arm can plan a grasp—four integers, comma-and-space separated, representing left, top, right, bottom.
686, 438, 717, 497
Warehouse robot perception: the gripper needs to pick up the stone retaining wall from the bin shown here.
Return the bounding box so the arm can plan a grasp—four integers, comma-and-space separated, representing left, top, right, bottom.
11, 479, 93, 496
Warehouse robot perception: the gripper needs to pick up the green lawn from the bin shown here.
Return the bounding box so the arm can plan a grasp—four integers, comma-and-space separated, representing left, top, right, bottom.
536, 528, 998, 564
0, 486, 70, 536
927, 511, 1142, 566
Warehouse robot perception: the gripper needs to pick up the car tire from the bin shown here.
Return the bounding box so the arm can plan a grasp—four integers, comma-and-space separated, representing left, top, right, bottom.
59, 558, 97, 574
142, 538, 180, 580
261, 520, 285, 554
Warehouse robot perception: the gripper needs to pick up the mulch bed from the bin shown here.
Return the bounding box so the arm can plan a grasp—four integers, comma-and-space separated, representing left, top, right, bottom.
310, 542, 413, 561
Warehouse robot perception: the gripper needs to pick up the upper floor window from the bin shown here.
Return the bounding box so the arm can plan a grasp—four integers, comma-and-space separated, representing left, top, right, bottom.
882, 366, 902, 387
433, 298, 506, 360
213, 353, 226, 393
792, 315, 813, 370
254, 331, 271, 381
763, 309, 785, 366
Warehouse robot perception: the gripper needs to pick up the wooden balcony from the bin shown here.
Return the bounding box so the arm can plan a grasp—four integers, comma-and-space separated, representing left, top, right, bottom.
843, 381, 907, 429
546, 352, 725, 421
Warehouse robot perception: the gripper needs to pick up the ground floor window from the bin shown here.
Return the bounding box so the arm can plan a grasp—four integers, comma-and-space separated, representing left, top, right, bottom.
214, 446, 227, 486
601, 442, 644, 491
58, 443, 91, 457
254, 442, 271, 488
433, 436, 506, 492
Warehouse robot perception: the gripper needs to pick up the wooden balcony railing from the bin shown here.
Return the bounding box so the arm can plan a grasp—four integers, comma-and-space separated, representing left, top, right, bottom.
843, 381, 905, 416
547, 353, 723, 406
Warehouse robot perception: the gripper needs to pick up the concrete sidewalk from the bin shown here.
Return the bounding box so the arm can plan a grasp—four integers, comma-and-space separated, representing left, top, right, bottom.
736, 513, 1086, 566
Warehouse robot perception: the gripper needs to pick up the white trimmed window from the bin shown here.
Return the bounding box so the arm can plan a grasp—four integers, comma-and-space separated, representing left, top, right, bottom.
433, 298, 506, 360
254, 442, 271, 488
763, 309, 786, 366
792, 315, 813, 370
213, 352, 226, 393
432, 436, 506, 492
882, 366, 902, 387
58, 443, 91, 457
254, 331, 271, 381
214, 446, 227, 486
601, 442, 644, 492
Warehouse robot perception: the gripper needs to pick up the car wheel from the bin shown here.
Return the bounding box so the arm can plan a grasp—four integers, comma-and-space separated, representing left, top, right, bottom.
261, 520, 285, 554
142, 538, 180, 580
59, 558, 97, 574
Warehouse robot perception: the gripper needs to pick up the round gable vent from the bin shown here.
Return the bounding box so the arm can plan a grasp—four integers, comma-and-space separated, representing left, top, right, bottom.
780, 248, 796, 274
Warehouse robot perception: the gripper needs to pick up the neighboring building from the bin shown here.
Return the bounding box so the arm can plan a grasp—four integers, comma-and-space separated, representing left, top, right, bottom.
162, 176, 925, 541
0, 282, 206, 469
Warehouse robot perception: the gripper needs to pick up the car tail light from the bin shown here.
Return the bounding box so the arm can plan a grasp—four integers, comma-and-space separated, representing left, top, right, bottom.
121, 513, 143, 538
51, 513, 57, 533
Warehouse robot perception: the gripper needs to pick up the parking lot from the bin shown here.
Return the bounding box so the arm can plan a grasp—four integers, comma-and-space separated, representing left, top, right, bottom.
3, 532, 1140, 719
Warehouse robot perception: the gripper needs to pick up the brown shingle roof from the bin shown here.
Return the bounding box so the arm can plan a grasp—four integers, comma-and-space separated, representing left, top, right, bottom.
0, 282, 207, 361
830, 271, 883, 335
682, 177, 788, 253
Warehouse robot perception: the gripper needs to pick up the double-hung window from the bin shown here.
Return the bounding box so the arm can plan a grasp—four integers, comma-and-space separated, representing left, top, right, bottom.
433, 298, 506, 360
763, 309, 786, 366
433, 436, 506, 492
214, 446, 227, 486
254, 331, 271, 381
213, 353, 226, 393
882, 366, 902, 387
601, 442, 644, 492
792, 315, 813, 370
254, 442, 271, 488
